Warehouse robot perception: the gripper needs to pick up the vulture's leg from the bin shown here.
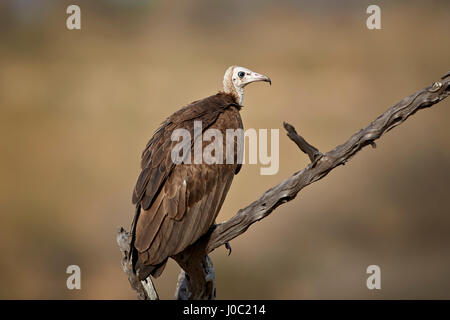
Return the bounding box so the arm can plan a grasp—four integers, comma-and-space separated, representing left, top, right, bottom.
173, 235, 216, 300
174, 255, 215, 300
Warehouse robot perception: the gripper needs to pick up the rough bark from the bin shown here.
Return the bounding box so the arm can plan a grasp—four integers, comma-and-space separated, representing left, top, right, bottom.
117, 72, 450, 300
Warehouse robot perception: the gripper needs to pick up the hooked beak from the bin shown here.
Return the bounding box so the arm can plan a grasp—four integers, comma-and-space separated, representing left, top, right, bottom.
246, 72, 271, 86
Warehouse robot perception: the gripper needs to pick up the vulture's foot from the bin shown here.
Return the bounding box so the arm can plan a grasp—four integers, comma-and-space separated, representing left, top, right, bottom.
225, 242, 232, 256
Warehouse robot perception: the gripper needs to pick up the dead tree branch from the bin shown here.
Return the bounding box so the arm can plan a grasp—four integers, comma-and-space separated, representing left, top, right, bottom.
116, 227, 159, 300
118, 72, 450, 300
283, 122, 322, 163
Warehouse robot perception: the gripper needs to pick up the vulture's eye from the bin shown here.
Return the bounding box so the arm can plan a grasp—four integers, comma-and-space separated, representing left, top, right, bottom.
238, 71, 245, 79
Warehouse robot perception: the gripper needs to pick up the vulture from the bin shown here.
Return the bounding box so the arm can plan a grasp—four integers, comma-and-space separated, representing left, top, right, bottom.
130, 66, 271, 280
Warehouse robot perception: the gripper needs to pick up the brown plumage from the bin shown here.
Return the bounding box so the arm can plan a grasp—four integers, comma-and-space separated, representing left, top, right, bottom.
130, 66, 271, 280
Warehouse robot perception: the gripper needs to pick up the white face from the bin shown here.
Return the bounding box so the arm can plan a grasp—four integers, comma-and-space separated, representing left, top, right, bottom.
231, 66, 271, 89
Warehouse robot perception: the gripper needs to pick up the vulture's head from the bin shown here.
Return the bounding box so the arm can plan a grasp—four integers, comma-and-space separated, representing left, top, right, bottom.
223, 66, 271, 105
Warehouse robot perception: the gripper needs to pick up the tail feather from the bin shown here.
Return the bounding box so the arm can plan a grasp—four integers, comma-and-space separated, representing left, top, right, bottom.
136, 258, 168, 281
130, 203, 168, 280
129, 203, 141, 273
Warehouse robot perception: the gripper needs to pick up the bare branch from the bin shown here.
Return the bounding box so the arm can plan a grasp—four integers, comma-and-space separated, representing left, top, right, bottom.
283, 121, 322, 163
118, 72, 450, 300
116, 227, 159, 300
206, 73, 449, 254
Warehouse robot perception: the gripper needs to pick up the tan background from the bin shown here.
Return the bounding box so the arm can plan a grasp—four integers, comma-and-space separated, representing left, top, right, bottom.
0, 0, 449, 299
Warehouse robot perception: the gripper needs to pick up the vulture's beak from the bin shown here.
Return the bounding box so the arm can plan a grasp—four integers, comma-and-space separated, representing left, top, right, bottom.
247, 72, 272, 86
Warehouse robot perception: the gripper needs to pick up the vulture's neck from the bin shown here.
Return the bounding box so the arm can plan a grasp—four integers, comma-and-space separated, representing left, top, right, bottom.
223, 82, 244, 105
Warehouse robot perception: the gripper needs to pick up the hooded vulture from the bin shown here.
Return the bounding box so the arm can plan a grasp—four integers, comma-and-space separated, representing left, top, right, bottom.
130, 66, 271, 280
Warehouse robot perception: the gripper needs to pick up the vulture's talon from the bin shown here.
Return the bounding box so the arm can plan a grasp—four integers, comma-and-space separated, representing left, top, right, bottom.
225, 242, 232, 256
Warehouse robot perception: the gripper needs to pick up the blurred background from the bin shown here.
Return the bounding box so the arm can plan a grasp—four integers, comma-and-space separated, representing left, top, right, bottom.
0, 0, 449, 299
